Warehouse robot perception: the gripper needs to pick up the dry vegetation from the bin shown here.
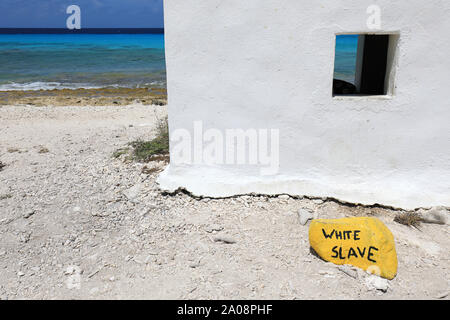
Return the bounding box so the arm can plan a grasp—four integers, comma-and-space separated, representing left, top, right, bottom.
394, 211, 423, 228
114, 115, 169, 163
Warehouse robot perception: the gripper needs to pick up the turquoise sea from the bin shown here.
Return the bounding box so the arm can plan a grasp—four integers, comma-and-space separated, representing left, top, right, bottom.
334, 35, 358, 84
0, 31, 166, 90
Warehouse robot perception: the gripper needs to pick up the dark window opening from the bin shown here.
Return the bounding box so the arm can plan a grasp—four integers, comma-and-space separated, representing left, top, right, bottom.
333, 34, 398, 97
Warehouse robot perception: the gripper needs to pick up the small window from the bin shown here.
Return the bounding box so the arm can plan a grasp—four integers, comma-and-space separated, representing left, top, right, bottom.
333, 34, 399, 97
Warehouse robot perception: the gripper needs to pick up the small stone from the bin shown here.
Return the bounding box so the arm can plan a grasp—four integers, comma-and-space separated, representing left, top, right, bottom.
213, 236, 236, 244
123, 184, 141, 202
419, 207, 448, 225
337, 265, 358, 279
87, 268, 101, 278
189, 260, 201, 268
17, 271, 25, 277
435, 291, 449, 299
23, 210, 35, 219
19, 233, 31, 243
312, 199, 324, 205
139, 208, 151, 217
365, 274, 389, 292
297, 208, 314, 225
64, 266, 82, 275
205, 224, 224, 233
278, 195, 290, 200
309, 217, 398, 280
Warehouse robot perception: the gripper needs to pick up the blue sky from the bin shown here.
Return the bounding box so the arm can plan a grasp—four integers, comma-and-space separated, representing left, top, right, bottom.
0, 0, 164, 28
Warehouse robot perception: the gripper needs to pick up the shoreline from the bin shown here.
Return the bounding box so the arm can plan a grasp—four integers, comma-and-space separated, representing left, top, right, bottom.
0, 87, 167, 107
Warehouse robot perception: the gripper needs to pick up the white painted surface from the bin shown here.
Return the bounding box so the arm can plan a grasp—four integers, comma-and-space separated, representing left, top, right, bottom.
159, 0, 450, 209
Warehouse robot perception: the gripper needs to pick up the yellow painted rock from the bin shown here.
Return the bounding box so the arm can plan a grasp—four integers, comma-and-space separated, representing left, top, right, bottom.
309, 217, 398, 280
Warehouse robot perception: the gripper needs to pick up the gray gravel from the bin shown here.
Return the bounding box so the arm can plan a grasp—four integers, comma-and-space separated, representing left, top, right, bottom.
0, 104, 449, 300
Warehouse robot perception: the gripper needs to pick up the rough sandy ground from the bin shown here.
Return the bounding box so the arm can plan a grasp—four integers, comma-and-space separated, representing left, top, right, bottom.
0, 88, 167, 107
0, 104, 449, 300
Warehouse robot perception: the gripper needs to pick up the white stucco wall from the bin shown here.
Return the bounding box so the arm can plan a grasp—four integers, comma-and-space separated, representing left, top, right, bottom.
158, 0, 450, 209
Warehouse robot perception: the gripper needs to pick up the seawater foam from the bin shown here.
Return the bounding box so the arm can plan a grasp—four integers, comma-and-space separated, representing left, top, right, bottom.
0, 82, 117, 91
0, 82, 166, 91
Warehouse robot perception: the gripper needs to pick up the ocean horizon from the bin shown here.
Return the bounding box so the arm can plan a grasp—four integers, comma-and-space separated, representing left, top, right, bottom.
0, 28, 164, 34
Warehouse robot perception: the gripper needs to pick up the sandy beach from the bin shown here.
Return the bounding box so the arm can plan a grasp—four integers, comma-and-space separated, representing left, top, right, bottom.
0, 102, 449, 300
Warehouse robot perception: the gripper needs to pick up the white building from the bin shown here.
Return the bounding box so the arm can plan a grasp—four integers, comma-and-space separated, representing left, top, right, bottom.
158, 0, 450, 209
